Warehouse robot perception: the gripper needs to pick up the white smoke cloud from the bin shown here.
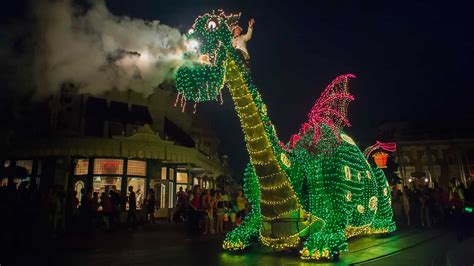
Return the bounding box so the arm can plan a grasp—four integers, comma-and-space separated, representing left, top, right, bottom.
32, 0, 187, 97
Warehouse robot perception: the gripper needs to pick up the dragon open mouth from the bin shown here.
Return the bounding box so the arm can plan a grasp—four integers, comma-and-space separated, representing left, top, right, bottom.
175, 39, 227, 112
174, 10, 240, 113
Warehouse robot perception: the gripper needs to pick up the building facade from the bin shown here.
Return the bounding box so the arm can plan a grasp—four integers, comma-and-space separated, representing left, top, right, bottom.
377, 121, 474, 188
0, 85, 224, 218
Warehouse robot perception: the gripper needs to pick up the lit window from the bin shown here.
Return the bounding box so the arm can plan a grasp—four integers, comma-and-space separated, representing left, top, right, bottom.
127, 160, 146, 176
169, 168, 174, 181
161, 167, 167, 180
94, 159, 123, 175
160, 184, 166, 208
169, 182, 174, 208
93, 176, 122, 196
127, 177, 145, 210
74, 180, 85, 203
177, 172, 188, 183
176, 172, 188, 192
74, 159, 89, 175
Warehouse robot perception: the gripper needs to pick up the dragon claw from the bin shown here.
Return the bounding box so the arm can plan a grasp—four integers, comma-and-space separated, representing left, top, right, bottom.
222, 240, 246, 251
300, 247, 332, 260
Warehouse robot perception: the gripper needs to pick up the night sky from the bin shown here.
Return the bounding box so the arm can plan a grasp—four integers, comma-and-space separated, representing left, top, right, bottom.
4, 1, 474, 180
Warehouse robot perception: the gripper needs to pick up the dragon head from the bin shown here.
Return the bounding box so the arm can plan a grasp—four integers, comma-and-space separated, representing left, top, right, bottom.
175, 10, 241, 111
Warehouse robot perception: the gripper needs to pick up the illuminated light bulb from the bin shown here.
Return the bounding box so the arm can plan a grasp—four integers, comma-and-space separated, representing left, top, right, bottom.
408, 178, 413, 182
424, 178, 428, 182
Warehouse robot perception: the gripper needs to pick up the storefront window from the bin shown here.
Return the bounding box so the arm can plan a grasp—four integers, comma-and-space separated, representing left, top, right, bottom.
74, 180, 85, 203
169, 168, 174, 181
94, 159, 123, 175
193, 177, 199, 186
127, 160, 146, 176
176, 172, 188, 192
93, 176, 122, 195
160, 183, 166, 208
74, 159, 89, 175
161, 167, 167, 180
127, 177, 145, 209
168, 181, 174, 208
176, 172, 188, 183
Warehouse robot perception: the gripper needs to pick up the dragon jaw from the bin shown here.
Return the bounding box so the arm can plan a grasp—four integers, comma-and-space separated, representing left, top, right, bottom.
175, 10, 240, 111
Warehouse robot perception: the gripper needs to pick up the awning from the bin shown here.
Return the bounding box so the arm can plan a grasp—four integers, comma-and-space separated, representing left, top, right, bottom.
1, 125, 222, 176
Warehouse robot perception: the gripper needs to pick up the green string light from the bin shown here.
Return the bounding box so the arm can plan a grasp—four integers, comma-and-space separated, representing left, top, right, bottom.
175, 10, 396, 260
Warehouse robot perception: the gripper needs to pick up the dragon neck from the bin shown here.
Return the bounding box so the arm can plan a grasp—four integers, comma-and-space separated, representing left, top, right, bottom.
224, 55, 300, 221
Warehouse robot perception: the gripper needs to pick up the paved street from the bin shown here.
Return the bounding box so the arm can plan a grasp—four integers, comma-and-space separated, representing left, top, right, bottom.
6, 222, 474, 266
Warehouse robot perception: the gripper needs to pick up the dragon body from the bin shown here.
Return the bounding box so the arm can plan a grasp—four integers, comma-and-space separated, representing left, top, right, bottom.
175, 10, 395, 260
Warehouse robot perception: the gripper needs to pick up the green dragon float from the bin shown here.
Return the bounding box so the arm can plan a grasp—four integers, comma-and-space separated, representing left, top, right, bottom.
174, 10, 396, 260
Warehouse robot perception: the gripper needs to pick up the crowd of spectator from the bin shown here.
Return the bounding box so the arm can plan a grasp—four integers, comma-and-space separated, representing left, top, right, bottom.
391, 178, 474, 241
2, 175, 473, 256
172, 185, 248, 236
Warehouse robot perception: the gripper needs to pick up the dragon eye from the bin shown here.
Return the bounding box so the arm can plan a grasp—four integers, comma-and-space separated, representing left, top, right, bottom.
207, 20, 217, 30
188, 28, 194, 34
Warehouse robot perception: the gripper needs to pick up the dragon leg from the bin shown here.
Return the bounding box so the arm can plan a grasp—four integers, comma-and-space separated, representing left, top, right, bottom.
297, 151, 350, 260
369, 167, 396, 233
299, 183, 348, 260
299, 214, 348, 260
223, 163, 261, 250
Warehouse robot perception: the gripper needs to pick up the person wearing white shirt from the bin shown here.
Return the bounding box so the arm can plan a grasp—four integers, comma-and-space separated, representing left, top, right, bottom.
232, 18, 255, 67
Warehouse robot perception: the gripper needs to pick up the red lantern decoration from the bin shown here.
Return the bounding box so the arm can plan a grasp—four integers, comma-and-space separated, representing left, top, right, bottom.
373, 152, 389, 168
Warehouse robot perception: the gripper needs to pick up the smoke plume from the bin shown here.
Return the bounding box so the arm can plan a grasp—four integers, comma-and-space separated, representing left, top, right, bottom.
13, 0, 188, 98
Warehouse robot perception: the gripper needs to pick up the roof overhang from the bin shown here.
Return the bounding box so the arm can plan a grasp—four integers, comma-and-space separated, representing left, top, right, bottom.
1, 130, 223, 176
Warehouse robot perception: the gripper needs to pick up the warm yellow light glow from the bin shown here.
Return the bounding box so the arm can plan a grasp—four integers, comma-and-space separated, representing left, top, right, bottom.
340, 133, 356, 145
280, 153, 291, 168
